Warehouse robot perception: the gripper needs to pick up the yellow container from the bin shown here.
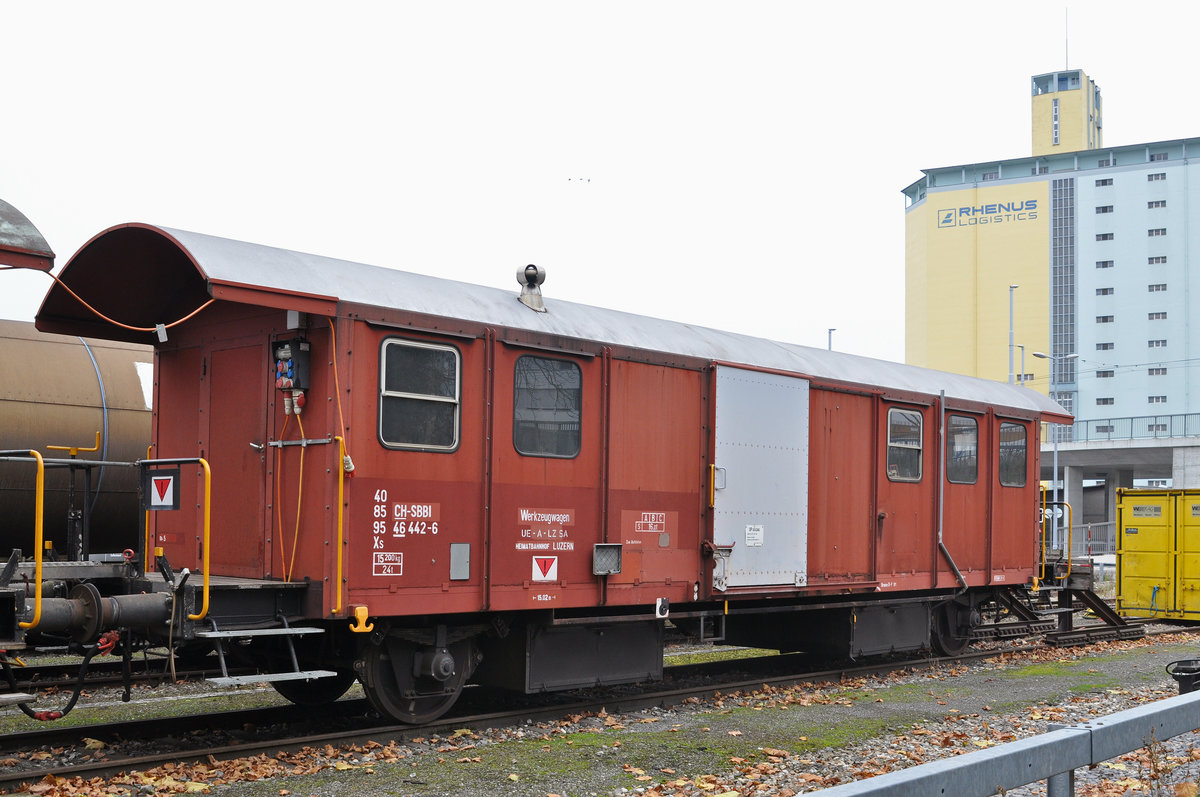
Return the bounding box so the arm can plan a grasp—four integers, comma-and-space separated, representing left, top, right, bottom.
1117, 489, 1200, 620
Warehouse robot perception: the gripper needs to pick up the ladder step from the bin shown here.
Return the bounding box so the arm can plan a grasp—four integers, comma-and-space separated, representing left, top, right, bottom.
196, 627, 324, 639
208, 670, 338, 687
0, 692, 36, 707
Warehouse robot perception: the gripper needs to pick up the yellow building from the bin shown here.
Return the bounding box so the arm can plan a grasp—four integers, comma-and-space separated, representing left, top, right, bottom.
905, 69, 1104, 401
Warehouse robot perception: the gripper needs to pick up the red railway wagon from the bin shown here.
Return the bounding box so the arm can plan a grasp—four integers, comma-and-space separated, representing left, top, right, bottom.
15, 223, 1071, 722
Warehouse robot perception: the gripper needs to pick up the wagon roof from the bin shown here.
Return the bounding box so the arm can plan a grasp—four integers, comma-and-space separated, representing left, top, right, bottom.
36, 223, 1070, 422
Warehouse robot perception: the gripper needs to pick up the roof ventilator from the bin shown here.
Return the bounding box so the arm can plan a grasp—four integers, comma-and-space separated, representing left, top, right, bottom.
517, 264, 547, 312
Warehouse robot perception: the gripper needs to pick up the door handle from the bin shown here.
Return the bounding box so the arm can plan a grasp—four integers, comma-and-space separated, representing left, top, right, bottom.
877, 511, 887, 536
249, 441, 265, 451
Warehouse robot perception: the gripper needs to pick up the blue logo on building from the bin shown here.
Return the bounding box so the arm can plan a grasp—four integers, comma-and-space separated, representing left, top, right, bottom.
937, 200, 1038, 229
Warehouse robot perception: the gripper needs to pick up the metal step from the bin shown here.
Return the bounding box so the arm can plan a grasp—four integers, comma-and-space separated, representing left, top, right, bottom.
196, 627, 324, 639
208, 669, 338, 687
0, 692, 35, 707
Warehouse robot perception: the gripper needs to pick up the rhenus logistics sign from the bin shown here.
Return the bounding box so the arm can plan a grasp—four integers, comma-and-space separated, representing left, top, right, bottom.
937, 199, 1038, 228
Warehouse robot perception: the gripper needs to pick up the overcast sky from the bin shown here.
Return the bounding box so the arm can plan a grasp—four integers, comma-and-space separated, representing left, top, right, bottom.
2, 1, 1196, 362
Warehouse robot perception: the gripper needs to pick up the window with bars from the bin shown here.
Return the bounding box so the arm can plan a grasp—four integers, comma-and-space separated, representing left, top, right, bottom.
1095, 178, 1112, 187
1097, 397, 1114, 406
1096, 205, 1113, 214
1051, 178, 1076, 385
1149, 283, 1167, 291
1096, 315, 1114, 323
1149, 340, 1167, 348
1096, 370, 1114, 378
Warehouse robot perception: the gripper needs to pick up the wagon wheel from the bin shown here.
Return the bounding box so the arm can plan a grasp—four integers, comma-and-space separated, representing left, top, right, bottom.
931, 602, 974, 657
272, 669, 356, 706
359, 637, 474, 724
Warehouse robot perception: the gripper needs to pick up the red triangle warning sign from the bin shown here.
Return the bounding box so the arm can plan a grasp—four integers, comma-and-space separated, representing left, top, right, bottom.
153, 477, 172, 501
532, 556, 558, 581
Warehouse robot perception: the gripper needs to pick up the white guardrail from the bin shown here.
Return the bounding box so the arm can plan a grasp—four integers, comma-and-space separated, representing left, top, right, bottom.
813, 687, 1200, 796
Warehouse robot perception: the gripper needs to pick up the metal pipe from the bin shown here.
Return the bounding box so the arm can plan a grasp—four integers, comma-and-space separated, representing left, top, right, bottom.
5, 449, 46, 630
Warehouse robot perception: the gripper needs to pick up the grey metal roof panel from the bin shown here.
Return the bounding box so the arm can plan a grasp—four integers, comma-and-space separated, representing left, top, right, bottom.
161, 226, 1067, 418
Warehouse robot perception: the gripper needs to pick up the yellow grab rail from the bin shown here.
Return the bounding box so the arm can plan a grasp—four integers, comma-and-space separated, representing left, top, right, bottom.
14, 450, 45, 630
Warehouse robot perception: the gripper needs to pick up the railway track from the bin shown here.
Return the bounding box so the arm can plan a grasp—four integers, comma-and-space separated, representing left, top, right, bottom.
7, 625, 1190, 793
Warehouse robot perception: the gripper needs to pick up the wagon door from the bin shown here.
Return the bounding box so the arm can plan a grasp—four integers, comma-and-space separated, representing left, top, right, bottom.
711, 366, 809, 589
206, 343, 269, 578
875, 402, 935, 588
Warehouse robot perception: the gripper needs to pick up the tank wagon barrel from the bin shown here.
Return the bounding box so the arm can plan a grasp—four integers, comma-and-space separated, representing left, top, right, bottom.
0, 209, 1137, 725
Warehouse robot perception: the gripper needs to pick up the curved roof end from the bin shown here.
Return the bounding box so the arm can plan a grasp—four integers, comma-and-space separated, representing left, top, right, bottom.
0, 198, 54, 271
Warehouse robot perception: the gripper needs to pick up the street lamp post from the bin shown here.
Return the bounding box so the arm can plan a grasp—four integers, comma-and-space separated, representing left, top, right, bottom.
1033, 350, 1078, 550
1009, 285, 1018, 384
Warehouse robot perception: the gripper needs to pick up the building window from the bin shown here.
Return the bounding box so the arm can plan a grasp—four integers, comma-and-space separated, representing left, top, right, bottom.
1148, 200, 1167, 209
1096, 205, 1113, 214
379, 339, 461, 450
1052, 98, 1060, 145
1095, 178, 1113, 187
1017, 372, 1034, 383
1150, 152, 1169, 162
1096, 315, 1114, 323
946, 414, 978, 485
1149, 367, 1167, 376
1097, 398, 1115, 406
1096, 233, 1114, 241
998, 422, 1027, 488
1149, 256, 1167, 265
1148, 477, 1168, 485
1097, 342, 1114, 350
1098, 159, 1112, 167
886, 407, 923, 482
513, 356, 582, 458
1149, 312, 1168, 320
1149, 228, 1167, 237
1149, 283, 1168, 292
1149, 395, 1168, 404
1096, 260, 1114, 269
1148, 172, 1167, 181
1149, 339, 1167, 348
1096, 425, 1115, 433
1096, 370, 1115, 378
1148, 427, 1167, 436
1096, 288, 1114, 296
981, 171, 999, 181
1033, 166, 1049, 175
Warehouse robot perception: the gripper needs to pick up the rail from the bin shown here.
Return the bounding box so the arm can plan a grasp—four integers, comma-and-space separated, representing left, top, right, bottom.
814, 687, 1200, 796
1, 450, 45, 629
142, 457, 211, 621
1043, 412, 1200, 444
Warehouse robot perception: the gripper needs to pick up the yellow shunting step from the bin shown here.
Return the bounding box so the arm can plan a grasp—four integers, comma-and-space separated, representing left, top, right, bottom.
1117, 489, 1200, 620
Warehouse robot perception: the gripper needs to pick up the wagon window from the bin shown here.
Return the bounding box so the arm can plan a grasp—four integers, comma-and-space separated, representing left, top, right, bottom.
379, 339, 460, 450
514, 355, 581, 457
886, 407, 922, 482
946, 414, 978, 484
999, 422, 1027, 487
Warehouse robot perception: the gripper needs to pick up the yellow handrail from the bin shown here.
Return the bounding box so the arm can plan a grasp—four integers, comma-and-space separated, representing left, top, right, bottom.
18, 450, 45, 630
1062, 501, 1075, 579
188, 458, 212, 621
334, 436, 345, 615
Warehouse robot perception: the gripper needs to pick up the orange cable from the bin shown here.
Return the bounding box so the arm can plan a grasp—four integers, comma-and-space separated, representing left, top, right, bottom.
44, 270, 214, 332
328, 317, 350, 455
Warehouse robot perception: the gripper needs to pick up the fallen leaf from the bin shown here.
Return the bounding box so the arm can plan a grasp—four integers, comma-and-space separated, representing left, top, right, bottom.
82, 738, 105, 750
727, 730, 743, 736
508, 773, 519, 781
